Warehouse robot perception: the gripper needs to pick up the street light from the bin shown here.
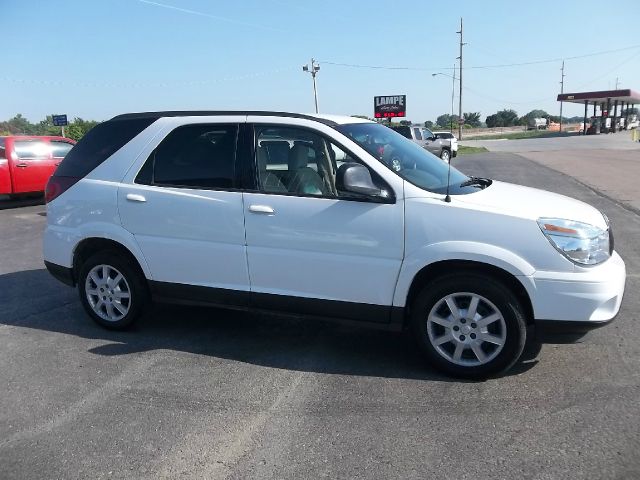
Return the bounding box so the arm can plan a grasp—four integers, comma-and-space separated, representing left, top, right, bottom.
432, 65, 458, 134
302, 58, 320, 113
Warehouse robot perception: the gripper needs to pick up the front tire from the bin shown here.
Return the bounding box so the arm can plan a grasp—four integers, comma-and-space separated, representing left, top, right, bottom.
77, 251, 149, 330
410, 273, 526, 379
440, 149, 451, 163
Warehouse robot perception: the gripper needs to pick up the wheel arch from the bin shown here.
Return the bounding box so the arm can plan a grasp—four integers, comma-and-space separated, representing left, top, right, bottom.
72, 237, 149, 285
402, 259, 535, 329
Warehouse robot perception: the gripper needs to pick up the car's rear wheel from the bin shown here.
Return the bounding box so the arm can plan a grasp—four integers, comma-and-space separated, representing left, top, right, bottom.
440, 149, 451, 163
77, 251, 148, 330
410, 273, 526, 379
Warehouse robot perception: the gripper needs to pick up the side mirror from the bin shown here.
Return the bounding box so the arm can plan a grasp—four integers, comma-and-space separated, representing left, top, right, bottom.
337, 162, 381, 196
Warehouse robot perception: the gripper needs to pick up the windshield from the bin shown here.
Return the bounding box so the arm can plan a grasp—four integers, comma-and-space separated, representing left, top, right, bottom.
336, 123, 480, 195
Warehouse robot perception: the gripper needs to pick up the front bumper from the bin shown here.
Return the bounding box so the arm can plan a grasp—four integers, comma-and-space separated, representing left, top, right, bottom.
527, 251, 626, 334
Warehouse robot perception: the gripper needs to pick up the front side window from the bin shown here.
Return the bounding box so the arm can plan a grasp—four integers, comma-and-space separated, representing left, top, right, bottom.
254, 125, 388, 199
137, 124, 238, 189
14, 141, 49, 159
413, 128, 423, 140
336, 123, 483, 195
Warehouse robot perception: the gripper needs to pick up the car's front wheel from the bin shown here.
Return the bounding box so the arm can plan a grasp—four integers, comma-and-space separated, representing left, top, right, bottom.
77, 251, 149, 330
410, 273, 527, 378
440, 149, 451, 163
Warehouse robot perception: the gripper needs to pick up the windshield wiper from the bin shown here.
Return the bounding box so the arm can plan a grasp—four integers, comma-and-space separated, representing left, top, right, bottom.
459, 176, 492, 188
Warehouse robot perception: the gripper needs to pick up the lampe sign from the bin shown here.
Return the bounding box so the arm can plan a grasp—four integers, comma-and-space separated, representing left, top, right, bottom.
374, 95, 406, 118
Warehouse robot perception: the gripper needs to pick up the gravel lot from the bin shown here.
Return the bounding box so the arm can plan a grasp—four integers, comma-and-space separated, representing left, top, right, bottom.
1, 152, 638, 479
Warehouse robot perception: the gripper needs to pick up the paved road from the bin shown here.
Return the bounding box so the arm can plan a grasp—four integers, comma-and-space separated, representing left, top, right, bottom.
462, 130, 640, 152
1, 154, 639, 479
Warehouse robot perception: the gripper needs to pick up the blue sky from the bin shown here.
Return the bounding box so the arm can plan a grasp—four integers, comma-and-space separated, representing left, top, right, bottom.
2, 0, 639, 123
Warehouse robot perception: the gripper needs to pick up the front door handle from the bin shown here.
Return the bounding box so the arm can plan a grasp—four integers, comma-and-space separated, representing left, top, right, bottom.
126, 193, 147, 203
249, 204, 275, 215
16, 163, 28, 168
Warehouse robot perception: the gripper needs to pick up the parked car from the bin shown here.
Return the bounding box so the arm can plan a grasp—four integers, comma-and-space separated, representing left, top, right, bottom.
389, 125, 455, 162
0, 135, 76, 198
43, 111, 626, 378
433, 131, 458, 155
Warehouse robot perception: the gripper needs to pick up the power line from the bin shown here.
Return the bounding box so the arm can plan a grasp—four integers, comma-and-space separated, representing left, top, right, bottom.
319, 43, 640, 72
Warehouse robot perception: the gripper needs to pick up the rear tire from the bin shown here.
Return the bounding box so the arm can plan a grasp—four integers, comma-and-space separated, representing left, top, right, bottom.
410, 272, 526, 379
77, 250, 149, 330
440, 149, 451, 163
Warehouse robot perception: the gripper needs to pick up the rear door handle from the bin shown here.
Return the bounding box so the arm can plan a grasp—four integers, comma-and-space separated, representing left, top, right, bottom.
126, 193, 147, 203
16, 163, 28, 168
249, 205, 274, 215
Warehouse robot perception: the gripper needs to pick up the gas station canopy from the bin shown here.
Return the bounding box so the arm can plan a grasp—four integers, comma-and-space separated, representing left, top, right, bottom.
557, 89, 640, 105
557, 88, 639, 134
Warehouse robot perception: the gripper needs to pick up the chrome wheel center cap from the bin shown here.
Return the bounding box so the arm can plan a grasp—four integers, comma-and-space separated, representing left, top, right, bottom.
461, 325, 471, 335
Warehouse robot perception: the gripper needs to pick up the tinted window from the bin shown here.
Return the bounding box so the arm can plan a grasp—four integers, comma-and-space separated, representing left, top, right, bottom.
413, 128, 423, 140
139, 124, 238, 189
50, 141, 74, 158
0, 146, 5, 160
55, 117, 155, 178
14, 141, 49, 159
436, 132, 453, 139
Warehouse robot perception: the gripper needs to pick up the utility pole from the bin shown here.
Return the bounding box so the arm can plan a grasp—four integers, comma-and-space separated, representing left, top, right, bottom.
559, 60, 565, 133
450, 64, 456, 133
456, 18, 465, 140
302, 58, 320, 113
615, 77, 620, 90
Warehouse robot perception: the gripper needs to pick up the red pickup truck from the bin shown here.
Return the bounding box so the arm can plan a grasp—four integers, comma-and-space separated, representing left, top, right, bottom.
0, 136, 76, 198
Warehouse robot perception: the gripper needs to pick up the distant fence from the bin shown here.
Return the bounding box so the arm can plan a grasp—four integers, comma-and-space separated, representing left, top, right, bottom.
461, 123, 583, 139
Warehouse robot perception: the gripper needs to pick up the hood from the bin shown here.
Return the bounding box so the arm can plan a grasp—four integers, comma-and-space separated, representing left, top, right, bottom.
453, 180, 607, 229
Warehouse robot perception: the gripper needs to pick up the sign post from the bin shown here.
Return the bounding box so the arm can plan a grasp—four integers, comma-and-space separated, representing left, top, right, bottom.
52, 114, 68, 137
374, 95, 407, 123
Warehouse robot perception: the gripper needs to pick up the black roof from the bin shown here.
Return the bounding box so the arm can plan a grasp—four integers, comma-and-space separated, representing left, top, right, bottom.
110, 111, 338, 127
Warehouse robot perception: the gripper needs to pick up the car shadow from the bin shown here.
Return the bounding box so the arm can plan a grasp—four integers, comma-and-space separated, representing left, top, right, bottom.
0, 268, 541, 381
0, 194, 45, 210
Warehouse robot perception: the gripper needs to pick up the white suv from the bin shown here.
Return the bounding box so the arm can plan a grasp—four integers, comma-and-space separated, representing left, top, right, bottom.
43, 111, 626, 378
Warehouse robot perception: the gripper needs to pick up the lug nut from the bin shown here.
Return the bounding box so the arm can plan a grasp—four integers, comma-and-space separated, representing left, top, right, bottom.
471, 323, 477, 328
460, 319, 466, 324
453, 326, 460, 331
460, 335, 466, 341
470, 333, 476, 339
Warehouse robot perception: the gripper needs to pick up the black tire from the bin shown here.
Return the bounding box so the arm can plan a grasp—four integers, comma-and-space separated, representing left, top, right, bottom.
410, 272, 527, 379
440, 149, 451, 162
77, 250, 149, 330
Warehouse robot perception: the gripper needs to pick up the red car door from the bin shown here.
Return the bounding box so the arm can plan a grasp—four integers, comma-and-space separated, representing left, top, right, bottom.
9, 138, 58, 194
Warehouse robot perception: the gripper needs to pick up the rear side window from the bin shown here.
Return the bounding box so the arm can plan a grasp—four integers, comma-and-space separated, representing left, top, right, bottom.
50, 141, 74, 158
54, 117, 155, 178
136, 124, 238, 190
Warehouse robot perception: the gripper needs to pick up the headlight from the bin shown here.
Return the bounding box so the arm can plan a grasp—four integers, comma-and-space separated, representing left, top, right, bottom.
537, 218, 610, 265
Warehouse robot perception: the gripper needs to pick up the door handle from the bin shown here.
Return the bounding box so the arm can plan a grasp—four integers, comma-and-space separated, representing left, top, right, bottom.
249, 205, 275, 215
126, 193, 147, 203
16, 163, 28, 168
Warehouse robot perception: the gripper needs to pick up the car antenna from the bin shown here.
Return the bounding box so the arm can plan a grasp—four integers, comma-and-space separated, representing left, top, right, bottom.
444, 155, 452, 203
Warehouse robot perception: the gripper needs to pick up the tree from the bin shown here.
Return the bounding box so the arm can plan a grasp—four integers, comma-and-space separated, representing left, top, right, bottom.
424, 120, 434, 129
0, 114, 100, 140
436, 113, 456, 128
485, 109, 519, 128
463, 112, 481, 127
